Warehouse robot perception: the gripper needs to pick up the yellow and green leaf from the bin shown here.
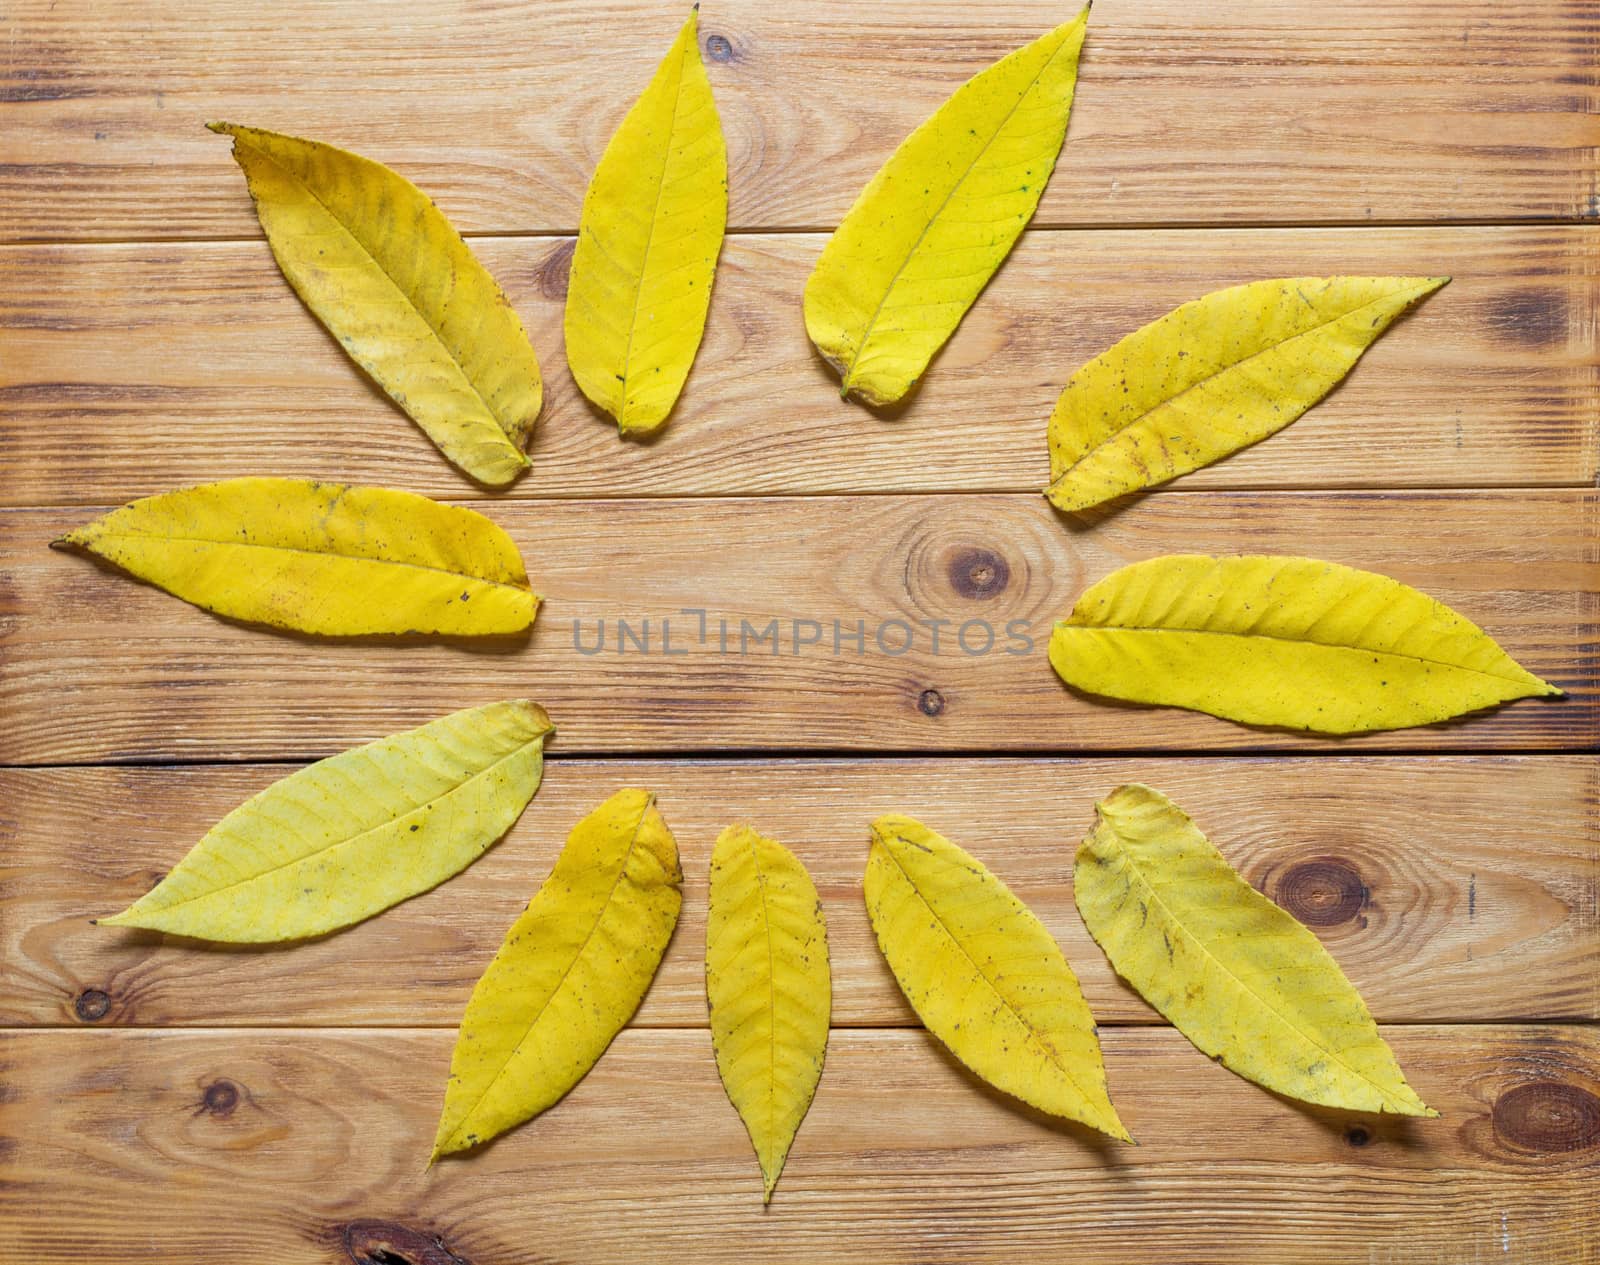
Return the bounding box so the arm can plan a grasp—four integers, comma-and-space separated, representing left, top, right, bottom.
1045, 276, 1448, 511
804, 9, 1088, 406
99, 701, 552, 942
706, 825, 831, 1202
1076, 783, 1436, 1115
564, 9, 726, 435
1050, 554, 1560, 733
432, 788, 682, 1159
57, 477, 538, 637
864, 813, 1129, 1140
213, 122, 541, 485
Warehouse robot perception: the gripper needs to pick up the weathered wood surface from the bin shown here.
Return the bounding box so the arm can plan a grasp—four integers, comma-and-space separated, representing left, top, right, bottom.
3, 0, 1597, 242
2, 226, 1595, 503
3, 490, 1591, 764
2, 0, 1597, 1260
3, 1026, 1596, 1264
4, 757, 1593, 1029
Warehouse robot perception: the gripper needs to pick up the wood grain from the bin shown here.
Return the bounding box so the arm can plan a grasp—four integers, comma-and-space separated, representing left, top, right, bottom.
3, 491, 1592, 764
2, 226, 1595, 504
3, 2, 1597, 1259
3, 1026, 1596, 1263
4, 757, 1593, 1029
3, 0, 1596, 243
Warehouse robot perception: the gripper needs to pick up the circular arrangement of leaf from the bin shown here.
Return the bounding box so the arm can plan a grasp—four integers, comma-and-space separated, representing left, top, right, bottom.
69, 4, 1567, 1205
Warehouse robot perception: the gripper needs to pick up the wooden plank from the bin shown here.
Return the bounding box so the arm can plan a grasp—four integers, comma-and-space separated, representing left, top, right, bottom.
2, 226, 1594, 505
1, 490, 1592, 764
2, 0, 1596, 243
3, 1026, 1596, 1263
3, 757, 1593, 1029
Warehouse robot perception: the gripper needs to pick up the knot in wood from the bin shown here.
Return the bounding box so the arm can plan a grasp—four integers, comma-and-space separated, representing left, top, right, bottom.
704, 33, 734, 62
73, 988, 111, 1022
535, 239, 575, 302
946, 547, 1010, 600
1273, 857, 1366, 927
342, 1220, 471, 1265
202, 1079, 239, 1116
1492, 1082, 1600, 1154
917, 688, 945, 717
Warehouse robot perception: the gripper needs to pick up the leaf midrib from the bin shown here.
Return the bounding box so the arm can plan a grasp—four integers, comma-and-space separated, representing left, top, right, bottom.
1094, 813, 1418, 1112
839, 24, 1080, 392
1047, 281, 1437, 493
612, 35, 692, 429
1060, 621, 1540, 688
876, 831, 1102, 1111
745, 833, 781, 1180
84, 528, 532, 598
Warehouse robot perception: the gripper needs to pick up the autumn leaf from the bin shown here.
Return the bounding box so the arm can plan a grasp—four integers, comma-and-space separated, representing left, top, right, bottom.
1049, 554, 1560, 733
212, 123, 542, 486
706, 825, 830, 1202
1045, 276, 1448, 511
564, 9, 726, 435
804, 9, 1088, 406
432, 788, 682, 1160
1076, 783, 1436, 1116
864, 814, 1129, 1140
98, 701, 552, 942
56, 477, 538, 637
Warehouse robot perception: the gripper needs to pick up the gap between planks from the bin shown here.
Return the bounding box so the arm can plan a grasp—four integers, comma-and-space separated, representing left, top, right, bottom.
1, 215, 1596, 250
4, 746, 1598, 771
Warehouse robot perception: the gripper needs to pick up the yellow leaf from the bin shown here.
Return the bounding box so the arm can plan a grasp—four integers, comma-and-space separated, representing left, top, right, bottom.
1050, 554, 1560, 733
864, 814, 1129, 1140
706, 825, 831, 1203
99, 701, 552, 942
804, 9, 1088, 406
1045, 276, 1448, 511
57, 477, 538, 637
212, 122, 541, 486
433, 788, 682, 1159
1077, 784, 1437, 1116
564, 10, 726, 435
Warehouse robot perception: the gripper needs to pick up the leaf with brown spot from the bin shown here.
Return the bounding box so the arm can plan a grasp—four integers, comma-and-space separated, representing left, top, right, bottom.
58, 477, 538, 637
433, 789, 681, 1159
1076, 783, 1437, 1116
1045, 276, 1447, 511
213, 123, 542, 485
99, 701, 552, 942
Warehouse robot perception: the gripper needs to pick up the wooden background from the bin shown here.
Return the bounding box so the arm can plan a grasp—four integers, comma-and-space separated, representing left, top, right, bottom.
2, 1, 1597, 1261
